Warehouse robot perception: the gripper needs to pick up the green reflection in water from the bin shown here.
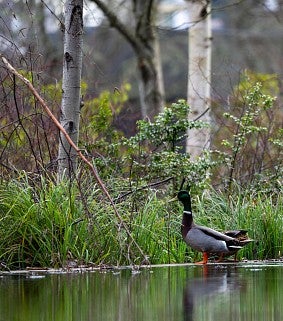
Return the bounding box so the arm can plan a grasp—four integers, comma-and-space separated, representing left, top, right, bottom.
0, 264, 283, 321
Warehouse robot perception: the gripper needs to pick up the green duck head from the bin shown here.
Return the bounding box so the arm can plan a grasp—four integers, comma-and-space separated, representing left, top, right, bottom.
177, 190, 192, 212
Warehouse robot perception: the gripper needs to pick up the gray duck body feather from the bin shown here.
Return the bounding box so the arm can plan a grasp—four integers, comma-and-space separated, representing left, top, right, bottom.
185, 223, 239, 254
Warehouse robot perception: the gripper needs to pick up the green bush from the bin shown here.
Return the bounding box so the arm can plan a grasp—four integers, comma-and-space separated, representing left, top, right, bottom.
213, 73, 282, 192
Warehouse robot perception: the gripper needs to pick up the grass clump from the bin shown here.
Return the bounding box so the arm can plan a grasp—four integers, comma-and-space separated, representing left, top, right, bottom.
0, 177, 186, 269
0, 178, 87, 268
193, 188, 283, 261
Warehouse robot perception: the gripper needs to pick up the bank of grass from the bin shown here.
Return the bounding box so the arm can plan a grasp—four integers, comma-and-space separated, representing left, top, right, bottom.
0, 177, 282, 269
194, 189, 283, 261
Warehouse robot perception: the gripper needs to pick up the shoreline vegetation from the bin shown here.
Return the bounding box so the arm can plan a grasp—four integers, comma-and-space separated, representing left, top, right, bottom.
0, 80, 282, 271
0, 177, 282, 271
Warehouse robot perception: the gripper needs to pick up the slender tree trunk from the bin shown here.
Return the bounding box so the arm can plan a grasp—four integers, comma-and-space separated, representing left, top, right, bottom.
154, 31, 165, 108
136, 38, 164, 119
57, 0, 83, 181
185, 0, 212, 159
133, 0, 164, 119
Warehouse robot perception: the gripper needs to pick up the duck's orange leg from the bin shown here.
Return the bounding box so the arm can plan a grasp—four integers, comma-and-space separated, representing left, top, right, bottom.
195, 252, 209, 264
215, 253, 224, 263
216, 253, 238, 263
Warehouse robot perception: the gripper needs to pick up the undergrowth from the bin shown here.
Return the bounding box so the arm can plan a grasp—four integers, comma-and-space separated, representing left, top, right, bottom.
0, 176, 282, 269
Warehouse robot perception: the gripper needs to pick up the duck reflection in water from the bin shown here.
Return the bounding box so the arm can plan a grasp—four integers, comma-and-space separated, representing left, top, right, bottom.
183, 266, 242, 321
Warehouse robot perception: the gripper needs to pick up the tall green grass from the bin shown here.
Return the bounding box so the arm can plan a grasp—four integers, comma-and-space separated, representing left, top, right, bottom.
0, 177, 282, 269
194, 189, 283, 260
0, 177, 185, 268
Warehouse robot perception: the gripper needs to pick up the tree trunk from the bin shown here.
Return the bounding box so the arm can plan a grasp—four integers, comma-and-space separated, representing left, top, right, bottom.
185, 0, 212, 159
57, 0, 83, 181
154, 31, 165, 109
133, 0, 164, 119
136, 37, 164, 120
88, 0, 164, 120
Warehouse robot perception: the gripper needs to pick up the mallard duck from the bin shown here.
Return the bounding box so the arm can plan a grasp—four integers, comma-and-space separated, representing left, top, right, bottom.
178, 190, 253, 264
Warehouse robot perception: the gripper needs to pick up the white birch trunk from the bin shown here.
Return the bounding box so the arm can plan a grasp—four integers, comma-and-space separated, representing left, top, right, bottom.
57, 0, 83, 181
185, 0, 212, 159
154, 31, 165, 110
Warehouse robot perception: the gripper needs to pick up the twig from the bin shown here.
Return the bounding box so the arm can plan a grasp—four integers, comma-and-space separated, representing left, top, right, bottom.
114, 176, 174, 203
0, 54, 147, 263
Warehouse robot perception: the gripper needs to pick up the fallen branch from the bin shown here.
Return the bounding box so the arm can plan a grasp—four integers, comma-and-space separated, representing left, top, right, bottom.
0, 54, 147, 264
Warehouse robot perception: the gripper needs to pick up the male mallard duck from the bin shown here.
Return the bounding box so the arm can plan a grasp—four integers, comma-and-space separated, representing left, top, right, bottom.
178, 190, 253, 264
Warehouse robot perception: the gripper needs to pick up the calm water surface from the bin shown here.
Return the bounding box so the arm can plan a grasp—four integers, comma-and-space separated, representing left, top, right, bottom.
0, 263, 283, 321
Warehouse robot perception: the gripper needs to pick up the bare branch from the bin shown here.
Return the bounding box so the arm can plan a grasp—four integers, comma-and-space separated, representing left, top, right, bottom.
88, 0, 139, 50
0, 54, 147, 264
41, 0, 65, 30
114, 176, 173, 203
133, 0, 155, 39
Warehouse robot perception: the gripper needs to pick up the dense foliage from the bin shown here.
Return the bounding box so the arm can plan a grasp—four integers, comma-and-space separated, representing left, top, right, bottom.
0, 74, 282, 269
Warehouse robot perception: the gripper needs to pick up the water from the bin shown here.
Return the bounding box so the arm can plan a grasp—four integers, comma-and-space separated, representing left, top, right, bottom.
0, 263, 283, 321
